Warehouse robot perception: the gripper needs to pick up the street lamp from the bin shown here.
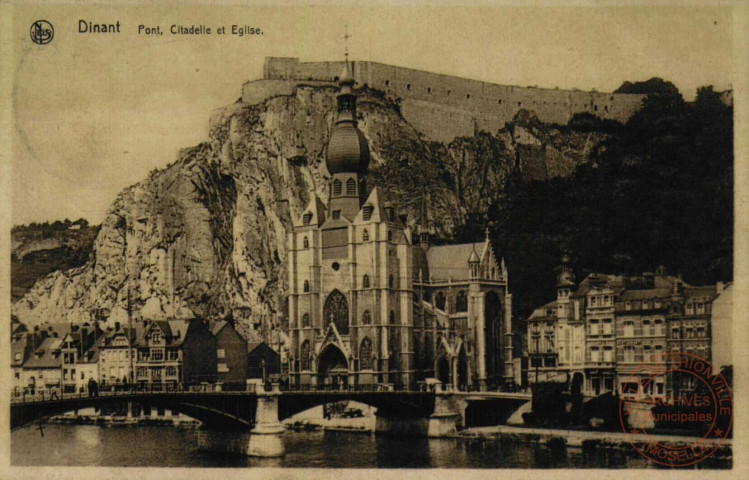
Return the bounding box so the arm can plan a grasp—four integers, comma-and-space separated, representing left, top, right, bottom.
531, 322, 541, 389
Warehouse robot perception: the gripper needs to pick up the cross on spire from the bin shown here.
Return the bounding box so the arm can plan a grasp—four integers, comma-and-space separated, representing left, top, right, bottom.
343, 24, 351, 62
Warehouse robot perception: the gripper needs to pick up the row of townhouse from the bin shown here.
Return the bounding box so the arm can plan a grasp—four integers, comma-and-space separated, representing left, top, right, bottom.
11, 317, 275, 395
525, 255, 732, 398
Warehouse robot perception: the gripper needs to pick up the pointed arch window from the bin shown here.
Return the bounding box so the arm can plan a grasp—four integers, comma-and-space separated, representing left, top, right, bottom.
389, 310, 396, 324
360, 337, 374, 370
303, 280, 310, 293
362, 229, 369, 242
388, 231, 393, 242
363, 274, 370, 288
333, 179, 342, 197
435, 292, 446, 311
302, 313, 310, 328
301, 340, 311, 371
303, 236, 309, 249
346, 178, 356, 196
456, 291, 468, 313
324, 290, 349, 335
362, 310, 371, 325
389, 274, 394, 289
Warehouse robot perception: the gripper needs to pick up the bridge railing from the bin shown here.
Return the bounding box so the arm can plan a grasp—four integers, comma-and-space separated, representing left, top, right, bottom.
10, 384, 244, 404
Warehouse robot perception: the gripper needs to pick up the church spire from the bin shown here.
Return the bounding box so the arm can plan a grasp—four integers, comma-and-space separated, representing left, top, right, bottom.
324, 27, 370, 220
343, 24, 350, 63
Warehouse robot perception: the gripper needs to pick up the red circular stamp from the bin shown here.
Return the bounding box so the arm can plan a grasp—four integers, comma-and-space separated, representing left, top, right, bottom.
618, 351, 732, 467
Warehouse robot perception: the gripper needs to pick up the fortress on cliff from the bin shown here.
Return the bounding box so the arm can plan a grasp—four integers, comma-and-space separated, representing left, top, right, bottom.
240, 57, 647, 142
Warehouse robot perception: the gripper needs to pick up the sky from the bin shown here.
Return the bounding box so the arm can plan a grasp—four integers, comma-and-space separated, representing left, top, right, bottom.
11, 4, 736, 225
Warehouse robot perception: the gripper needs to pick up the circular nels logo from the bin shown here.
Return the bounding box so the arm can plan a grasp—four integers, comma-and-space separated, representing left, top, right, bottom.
618, 352, 732, 467
30, 20, 54, 45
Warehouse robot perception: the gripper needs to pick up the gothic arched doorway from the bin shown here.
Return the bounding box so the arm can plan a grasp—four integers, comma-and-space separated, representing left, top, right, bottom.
318, 344, 349, 389
484, 291, 503, 387
324, 290, 349, 335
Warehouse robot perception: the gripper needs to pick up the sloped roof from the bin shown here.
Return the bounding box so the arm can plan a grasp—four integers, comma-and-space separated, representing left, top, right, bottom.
11, 338, 29, 367
529, 300, 558, 320
295, 195, 327, 228
571, 273, 626, 298
684, 285, 718, 302
619, 288, 673, 301
320, 215, 351, 230
79, 342, 100, 364
354, 187, 405, 227
248, 342, 279, 355
210, 320, 228, 336
24, 338, 63, 369
426, 242, 484, 281
167, 320, 188, 346
134, 320, 188, 347
38, 323, 73, 339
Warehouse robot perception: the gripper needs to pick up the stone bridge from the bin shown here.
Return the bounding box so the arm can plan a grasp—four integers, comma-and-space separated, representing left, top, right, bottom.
10, 386, 530, 457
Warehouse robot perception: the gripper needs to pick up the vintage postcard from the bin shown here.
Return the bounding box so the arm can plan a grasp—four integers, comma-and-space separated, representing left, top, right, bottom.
2, 0, 746, 477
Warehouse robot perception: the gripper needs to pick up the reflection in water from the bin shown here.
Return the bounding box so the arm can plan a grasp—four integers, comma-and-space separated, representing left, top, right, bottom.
11, 424, 720, 469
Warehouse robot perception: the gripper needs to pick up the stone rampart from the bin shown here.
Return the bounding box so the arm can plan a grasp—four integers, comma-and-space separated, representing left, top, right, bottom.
254, 57, 646, 142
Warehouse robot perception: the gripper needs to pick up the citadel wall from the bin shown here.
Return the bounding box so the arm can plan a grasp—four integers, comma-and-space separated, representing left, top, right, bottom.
253, 57, 647, 142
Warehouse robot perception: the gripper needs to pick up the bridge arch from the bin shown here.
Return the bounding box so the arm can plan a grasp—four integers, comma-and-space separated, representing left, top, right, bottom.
10, 394, 256, 432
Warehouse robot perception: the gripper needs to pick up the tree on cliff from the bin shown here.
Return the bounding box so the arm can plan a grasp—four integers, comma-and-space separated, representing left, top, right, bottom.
614, 77, 681, 96
489, 81, 733, 321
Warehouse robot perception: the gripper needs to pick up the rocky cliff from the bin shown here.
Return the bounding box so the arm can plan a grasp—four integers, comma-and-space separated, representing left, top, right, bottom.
12, 84, 610, 343
11, 221, 100, 302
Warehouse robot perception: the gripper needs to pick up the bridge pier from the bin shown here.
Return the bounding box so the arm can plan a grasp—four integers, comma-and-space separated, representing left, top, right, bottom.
247, 382, 285, 458
427, 393, 461, 437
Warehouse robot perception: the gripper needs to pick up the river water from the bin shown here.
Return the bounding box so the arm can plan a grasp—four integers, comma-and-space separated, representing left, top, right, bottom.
11, 424, 728, 469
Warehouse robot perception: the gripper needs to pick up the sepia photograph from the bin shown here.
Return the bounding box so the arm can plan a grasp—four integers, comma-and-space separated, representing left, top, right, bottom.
3, 1, 744, 474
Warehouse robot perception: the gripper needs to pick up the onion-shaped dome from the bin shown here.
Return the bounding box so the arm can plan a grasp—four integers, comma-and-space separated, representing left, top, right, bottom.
326, 123, 370, 174
557, 270, 576, 288
556, 253, 575, 287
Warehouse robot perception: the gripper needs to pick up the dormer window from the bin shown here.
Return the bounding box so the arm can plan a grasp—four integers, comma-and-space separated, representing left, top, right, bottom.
333, 180, 342, 197
303, 212, 312, 226
346, 178, 356, 196
363, 205, 373, 221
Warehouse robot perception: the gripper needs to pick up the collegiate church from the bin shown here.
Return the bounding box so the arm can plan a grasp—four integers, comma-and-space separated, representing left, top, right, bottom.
287, 61, 513, 391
